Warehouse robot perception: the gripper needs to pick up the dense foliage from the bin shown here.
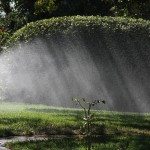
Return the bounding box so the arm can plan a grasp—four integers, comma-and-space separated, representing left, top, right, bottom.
0, 0, 149, 33
6, 15, 150, 48
0, 27, 9, 51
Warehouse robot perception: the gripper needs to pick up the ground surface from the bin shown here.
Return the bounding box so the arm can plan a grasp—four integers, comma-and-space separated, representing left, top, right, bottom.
0, 136, 49, 150
0, 102, 150, 149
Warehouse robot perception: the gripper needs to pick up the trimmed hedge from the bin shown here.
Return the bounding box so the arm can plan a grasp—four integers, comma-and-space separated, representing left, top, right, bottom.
0, 30, 9, 51
6, 16, 150, 48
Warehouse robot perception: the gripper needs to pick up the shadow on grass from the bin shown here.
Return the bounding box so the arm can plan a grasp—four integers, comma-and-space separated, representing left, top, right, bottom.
0, 117, 43, 137
0, 110, 82, 138
1, 108, 150, 138
95, 113, 150, 131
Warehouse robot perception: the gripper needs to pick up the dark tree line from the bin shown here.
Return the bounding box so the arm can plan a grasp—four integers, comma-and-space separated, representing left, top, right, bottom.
0, 0, 150, 33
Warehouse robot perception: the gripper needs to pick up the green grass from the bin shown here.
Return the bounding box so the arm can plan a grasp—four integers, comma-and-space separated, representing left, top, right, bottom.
1, 102, 150, 149
0, 102, 82, 137
5, 135, 150, 150
0, 102, 150, 138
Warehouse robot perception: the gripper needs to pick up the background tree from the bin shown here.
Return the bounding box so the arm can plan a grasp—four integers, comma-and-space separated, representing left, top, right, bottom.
0, 0, 32, 33
0, 0, 57, 33
13, 0, 37, 21
34, 0, 57, 19
111, 0, 150, 19
0, 0, 149, 34
0, 0, 12, 15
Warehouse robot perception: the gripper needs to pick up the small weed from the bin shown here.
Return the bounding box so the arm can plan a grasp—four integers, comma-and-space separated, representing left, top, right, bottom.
72, 98, 105, 150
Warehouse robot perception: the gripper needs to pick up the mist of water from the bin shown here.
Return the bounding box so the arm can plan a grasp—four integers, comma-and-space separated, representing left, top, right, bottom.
0, 32, 150, 112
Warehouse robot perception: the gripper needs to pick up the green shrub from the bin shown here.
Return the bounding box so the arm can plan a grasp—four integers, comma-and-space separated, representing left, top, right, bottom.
6, 16, 150, 49
0, 29, 9, 51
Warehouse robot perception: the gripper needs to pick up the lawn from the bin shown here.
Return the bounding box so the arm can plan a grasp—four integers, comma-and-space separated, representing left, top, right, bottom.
5, 135, 150, 150
0, 102, 150, 149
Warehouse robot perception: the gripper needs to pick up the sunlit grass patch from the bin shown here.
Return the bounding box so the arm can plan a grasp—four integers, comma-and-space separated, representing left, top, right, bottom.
0, 102, 150, 138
